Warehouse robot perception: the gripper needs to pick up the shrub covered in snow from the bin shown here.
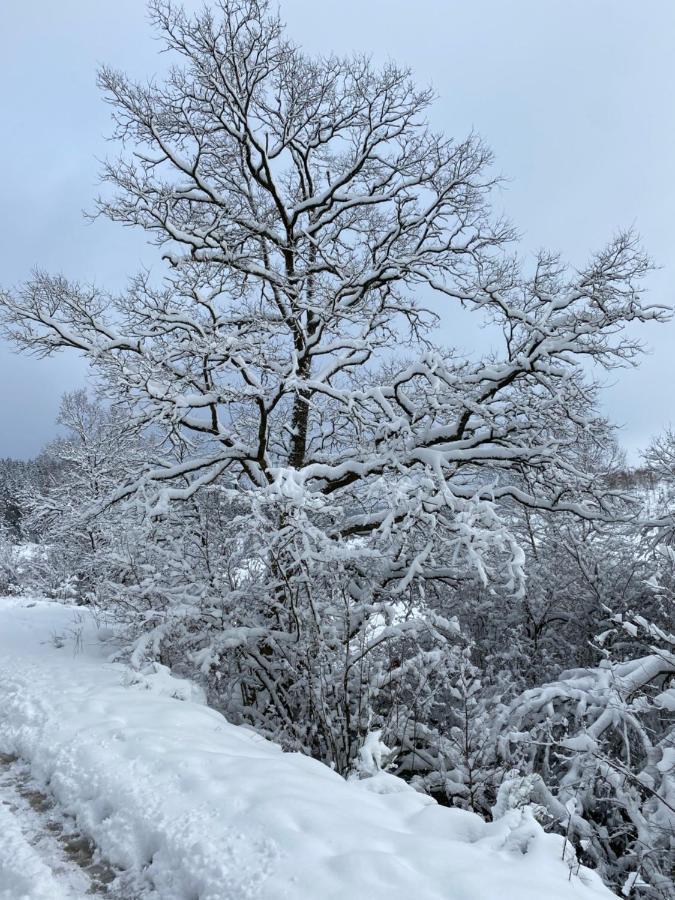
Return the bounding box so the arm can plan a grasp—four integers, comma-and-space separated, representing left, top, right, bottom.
497, 613, 674, 899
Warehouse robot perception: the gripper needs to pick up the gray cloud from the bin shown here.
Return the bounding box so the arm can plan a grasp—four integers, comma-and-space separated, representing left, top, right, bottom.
2, 0, 673, 460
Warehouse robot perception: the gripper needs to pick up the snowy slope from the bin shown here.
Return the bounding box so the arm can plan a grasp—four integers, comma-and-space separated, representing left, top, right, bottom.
0, 598, 616, 900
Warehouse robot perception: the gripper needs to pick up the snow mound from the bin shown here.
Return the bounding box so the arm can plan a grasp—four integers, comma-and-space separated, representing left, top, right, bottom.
0, 599, 616, 900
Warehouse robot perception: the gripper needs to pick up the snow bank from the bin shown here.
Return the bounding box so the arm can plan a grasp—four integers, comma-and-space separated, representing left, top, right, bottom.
0, 599, 616, 900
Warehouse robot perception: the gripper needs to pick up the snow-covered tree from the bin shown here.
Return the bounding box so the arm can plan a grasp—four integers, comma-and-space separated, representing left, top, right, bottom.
399, 645, 502, 815
0, 456, 53, 539
0, 0, 666, 775
0, 522, 18, 594
21, 391, 145, 599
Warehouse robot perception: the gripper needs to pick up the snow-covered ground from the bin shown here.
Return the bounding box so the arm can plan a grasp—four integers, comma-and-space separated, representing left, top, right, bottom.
0, 598, 616, 900
0, 750, 117, 899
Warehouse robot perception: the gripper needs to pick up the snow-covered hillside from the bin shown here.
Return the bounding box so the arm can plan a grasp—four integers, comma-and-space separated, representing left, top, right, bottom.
0, 598, 615, 900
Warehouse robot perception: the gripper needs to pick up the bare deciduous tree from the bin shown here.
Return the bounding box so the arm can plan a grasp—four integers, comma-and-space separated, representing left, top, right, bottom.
0, 0, 668, 775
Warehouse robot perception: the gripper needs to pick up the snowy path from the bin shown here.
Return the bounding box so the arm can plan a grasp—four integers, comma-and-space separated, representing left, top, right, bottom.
0, 598, 618, 900
0, 751, 123, 899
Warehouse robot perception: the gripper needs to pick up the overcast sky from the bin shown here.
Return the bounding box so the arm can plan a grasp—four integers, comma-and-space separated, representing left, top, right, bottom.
2, 0, 674, 460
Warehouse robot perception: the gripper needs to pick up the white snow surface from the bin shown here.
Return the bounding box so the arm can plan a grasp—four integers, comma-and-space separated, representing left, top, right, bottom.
0, 598, 617, 900
0, 798, 71, 900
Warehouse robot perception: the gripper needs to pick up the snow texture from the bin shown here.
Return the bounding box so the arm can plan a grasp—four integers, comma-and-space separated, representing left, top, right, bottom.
0, 798, 71, 900
0, 598, 616, 900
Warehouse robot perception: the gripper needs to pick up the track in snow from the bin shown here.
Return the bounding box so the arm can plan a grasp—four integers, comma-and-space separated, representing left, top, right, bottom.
0, 752, 135, 899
